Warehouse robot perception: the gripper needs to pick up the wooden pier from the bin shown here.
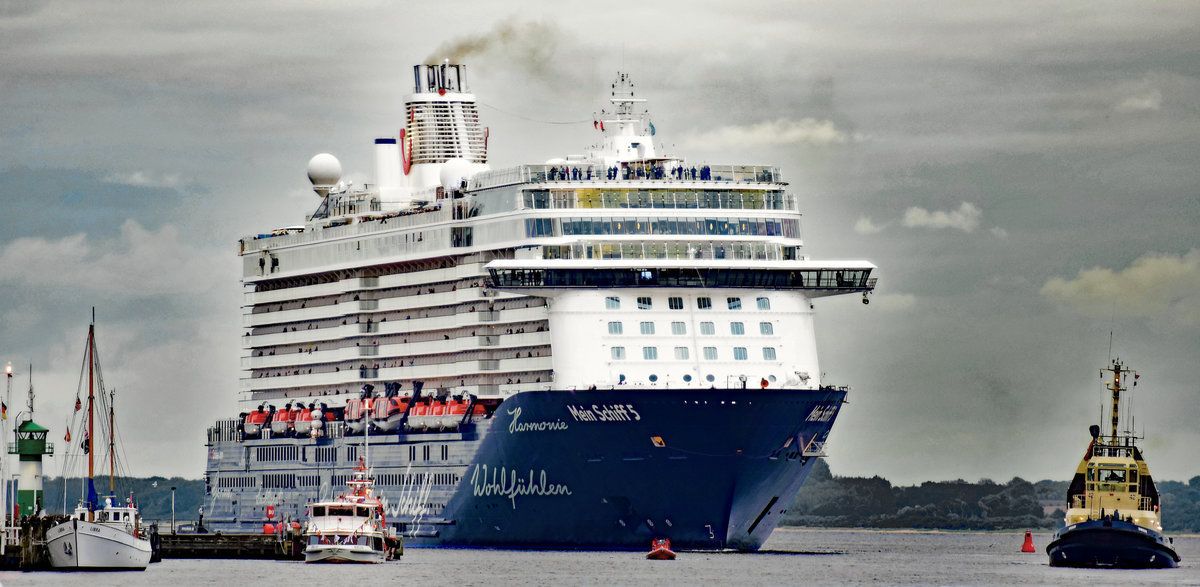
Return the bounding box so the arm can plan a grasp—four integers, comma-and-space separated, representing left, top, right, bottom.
159, 531, 304, 560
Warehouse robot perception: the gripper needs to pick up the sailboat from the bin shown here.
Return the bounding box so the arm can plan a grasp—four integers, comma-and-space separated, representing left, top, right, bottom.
45, 318, 152, 570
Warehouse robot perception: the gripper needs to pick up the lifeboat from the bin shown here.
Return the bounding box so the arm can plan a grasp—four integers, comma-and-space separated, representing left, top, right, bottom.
429, 401, 447, 431
646, 538, 675, 560
271, 403, 297, 436
372, 396, 410, 432
243, 405, 269, 437
407, 402, 431, 431
293, 403, 314, 436
345, 397, 374, 435
442, 400, 467, 431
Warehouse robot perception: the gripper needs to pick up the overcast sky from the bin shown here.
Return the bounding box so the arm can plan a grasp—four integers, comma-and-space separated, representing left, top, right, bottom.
1, 1, 1197, 485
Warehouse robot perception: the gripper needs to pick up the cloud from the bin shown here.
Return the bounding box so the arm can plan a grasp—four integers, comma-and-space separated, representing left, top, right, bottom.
989, 226, 1009, 239
870, 293, 916, 311
1115, 88, 1162, 113
102, 170, 184, 188
1040, 250, 1200, 324
902, 202, 982, 233
0, 219, 223, 296
681, 118, 859, 149
854, 216, 887, 234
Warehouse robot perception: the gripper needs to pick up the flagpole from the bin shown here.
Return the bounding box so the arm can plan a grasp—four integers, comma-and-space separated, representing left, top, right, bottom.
2, 362, 10, 556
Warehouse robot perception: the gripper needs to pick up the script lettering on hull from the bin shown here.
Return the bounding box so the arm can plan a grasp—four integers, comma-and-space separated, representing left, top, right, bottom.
470, 464, 572, 509
507, 406, 569, 434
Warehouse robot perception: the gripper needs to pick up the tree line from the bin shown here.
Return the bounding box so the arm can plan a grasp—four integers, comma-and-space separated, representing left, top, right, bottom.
781, 460, 1200, 532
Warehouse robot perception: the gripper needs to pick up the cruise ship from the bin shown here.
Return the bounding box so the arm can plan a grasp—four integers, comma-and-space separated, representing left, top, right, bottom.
203, 62, 877, 550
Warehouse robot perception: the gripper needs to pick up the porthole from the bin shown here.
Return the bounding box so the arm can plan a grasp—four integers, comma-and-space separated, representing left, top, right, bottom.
683, 374, 692, 382
705, 374, 715, 382
649, 374, 659, 382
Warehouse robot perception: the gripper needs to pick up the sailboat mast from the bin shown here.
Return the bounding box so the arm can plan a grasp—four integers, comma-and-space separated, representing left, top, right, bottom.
109, 388, 115, 493
87, 323, 95, 485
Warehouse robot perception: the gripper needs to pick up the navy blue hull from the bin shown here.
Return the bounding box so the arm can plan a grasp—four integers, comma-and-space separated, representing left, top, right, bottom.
1047, 519, 1180, 569
204, 387, 844, 550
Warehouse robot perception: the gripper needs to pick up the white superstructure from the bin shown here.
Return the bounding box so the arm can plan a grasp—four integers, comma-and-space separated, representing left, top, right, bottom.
237, 63, 875, 410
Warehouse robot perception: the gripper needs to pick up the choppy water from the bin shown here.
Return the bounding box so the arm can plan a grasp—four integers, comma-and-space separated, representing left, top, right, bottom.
2, 528, 1198, 586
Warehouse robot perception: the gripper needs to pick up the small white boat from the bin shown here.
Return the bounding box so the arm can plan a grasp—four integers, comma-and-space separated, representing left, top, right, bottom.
47, 318, 152, 571
46, 496, 152, 570
304, 459, 398, 563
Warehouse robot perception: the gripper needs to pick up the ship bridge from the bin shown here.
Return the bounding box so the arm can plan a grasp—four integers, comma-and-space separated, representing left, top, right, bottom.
484, 259, 877, 298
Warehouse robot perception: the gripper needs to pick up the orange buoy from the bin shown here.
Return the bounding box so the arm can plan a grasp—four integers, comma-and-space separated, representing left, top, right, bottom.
1021, 530, 1035, 553
264, 523, 275, 534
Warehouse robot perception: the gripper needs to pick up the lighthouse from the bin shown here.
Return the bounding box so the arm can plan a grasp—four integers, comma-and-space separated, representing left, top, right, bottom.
11, 419, 51, 517
6, 364, 53, 518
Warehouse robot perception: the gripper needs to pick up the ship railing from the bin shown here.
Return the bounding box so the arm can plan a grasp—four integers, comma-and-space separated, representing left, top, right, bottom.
1090, 444, 1135, 458
468, 164, 785, 191
241, 201, 449, 254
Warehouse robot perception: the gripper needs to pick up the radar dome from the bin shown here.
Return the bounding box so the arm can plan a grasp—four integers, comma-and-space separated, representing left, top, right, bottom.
307, 153, 342, 187
439, 158, 474, 191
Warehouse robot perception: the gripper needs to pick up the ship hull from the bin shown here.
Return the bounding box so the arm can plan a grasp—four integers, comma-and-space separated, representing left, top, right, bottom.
45, 518, 152, 571
1046, 519, 1180, 569
206, 387, 844, 550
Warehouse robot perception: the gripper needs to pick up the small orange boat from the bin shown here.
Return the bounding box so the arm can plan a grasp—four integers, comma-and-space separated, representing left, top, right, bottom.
646, 538, 675, 560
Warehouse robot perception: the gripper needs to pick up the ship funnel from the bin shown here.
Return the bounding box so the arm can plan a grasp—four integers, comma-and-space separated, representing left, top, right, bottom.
1089, 424, 1100, 439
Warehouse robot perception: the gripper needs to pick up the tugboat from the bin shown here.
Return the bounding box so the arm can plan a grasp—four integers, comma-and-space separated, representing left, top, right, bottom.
646, 538, 676, 560
1045, 359, 1180, 568
303, 458, 399, 563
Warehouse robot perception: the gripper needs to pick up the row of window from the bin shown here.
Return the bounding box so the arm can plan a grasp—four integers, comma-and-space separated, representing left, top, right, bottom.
528, 217, 799, 239
611, 346, 778, 361
522, 188, 793, 211
607, 321, 774, 336
605, 296, 771, 311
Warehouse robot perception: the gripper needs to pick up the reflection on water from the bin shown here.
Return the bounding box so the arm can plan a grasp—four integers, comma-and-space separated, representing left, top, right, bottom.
2, 528, 1197, 586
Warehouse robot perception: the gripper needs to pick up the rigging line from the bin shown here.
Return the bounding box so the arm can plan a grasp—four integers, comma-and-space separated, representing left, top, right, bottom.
476, 101, 592, 125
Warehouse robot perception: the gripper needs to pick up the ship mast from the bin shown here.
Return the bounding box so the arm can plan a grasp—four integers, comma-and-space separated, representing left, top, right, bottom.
1102, 359, 1136, 441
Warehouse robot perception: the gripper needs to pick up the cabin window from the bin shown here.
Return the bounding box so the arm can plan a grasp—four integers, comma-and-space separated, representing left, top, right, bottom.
727, 297, 742, 310
674, 347, 690, 360
640, 321, 656, 335
700, 322, 715, 335
762, 347, 777, 360
730, 322, 745, 335
611, 347, 625, 360
1099, 468, 1127, 483
760, 322, 774, 335
605, 296, 620, 309
668, 297, 684, 310
313, 506, 326, 517
642, 347, 658, 360
756, 297, 771, 310
1129, 470, 1138, 484
671, 321, 687, 335
703, 347, 718, 360
697, 297, 712, 310
733, 347, 749, 361
608, 321, 623, 335
637, 297, 653, 310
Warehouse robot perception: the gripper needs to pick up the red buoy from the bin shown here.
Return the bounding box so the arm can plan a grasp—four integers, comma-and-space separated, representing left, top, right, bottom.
1021, 530, 1035, 553
263, 523, 275, 534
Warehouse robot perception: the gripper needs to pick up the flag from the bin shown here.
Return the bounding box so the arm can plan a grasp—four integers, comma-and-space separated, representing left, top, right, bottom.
649, 121, 656, 136
83, 430, 89, 454
1, 402, 5, 420
64, 428, 71, 443
75, 397, 81, 411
